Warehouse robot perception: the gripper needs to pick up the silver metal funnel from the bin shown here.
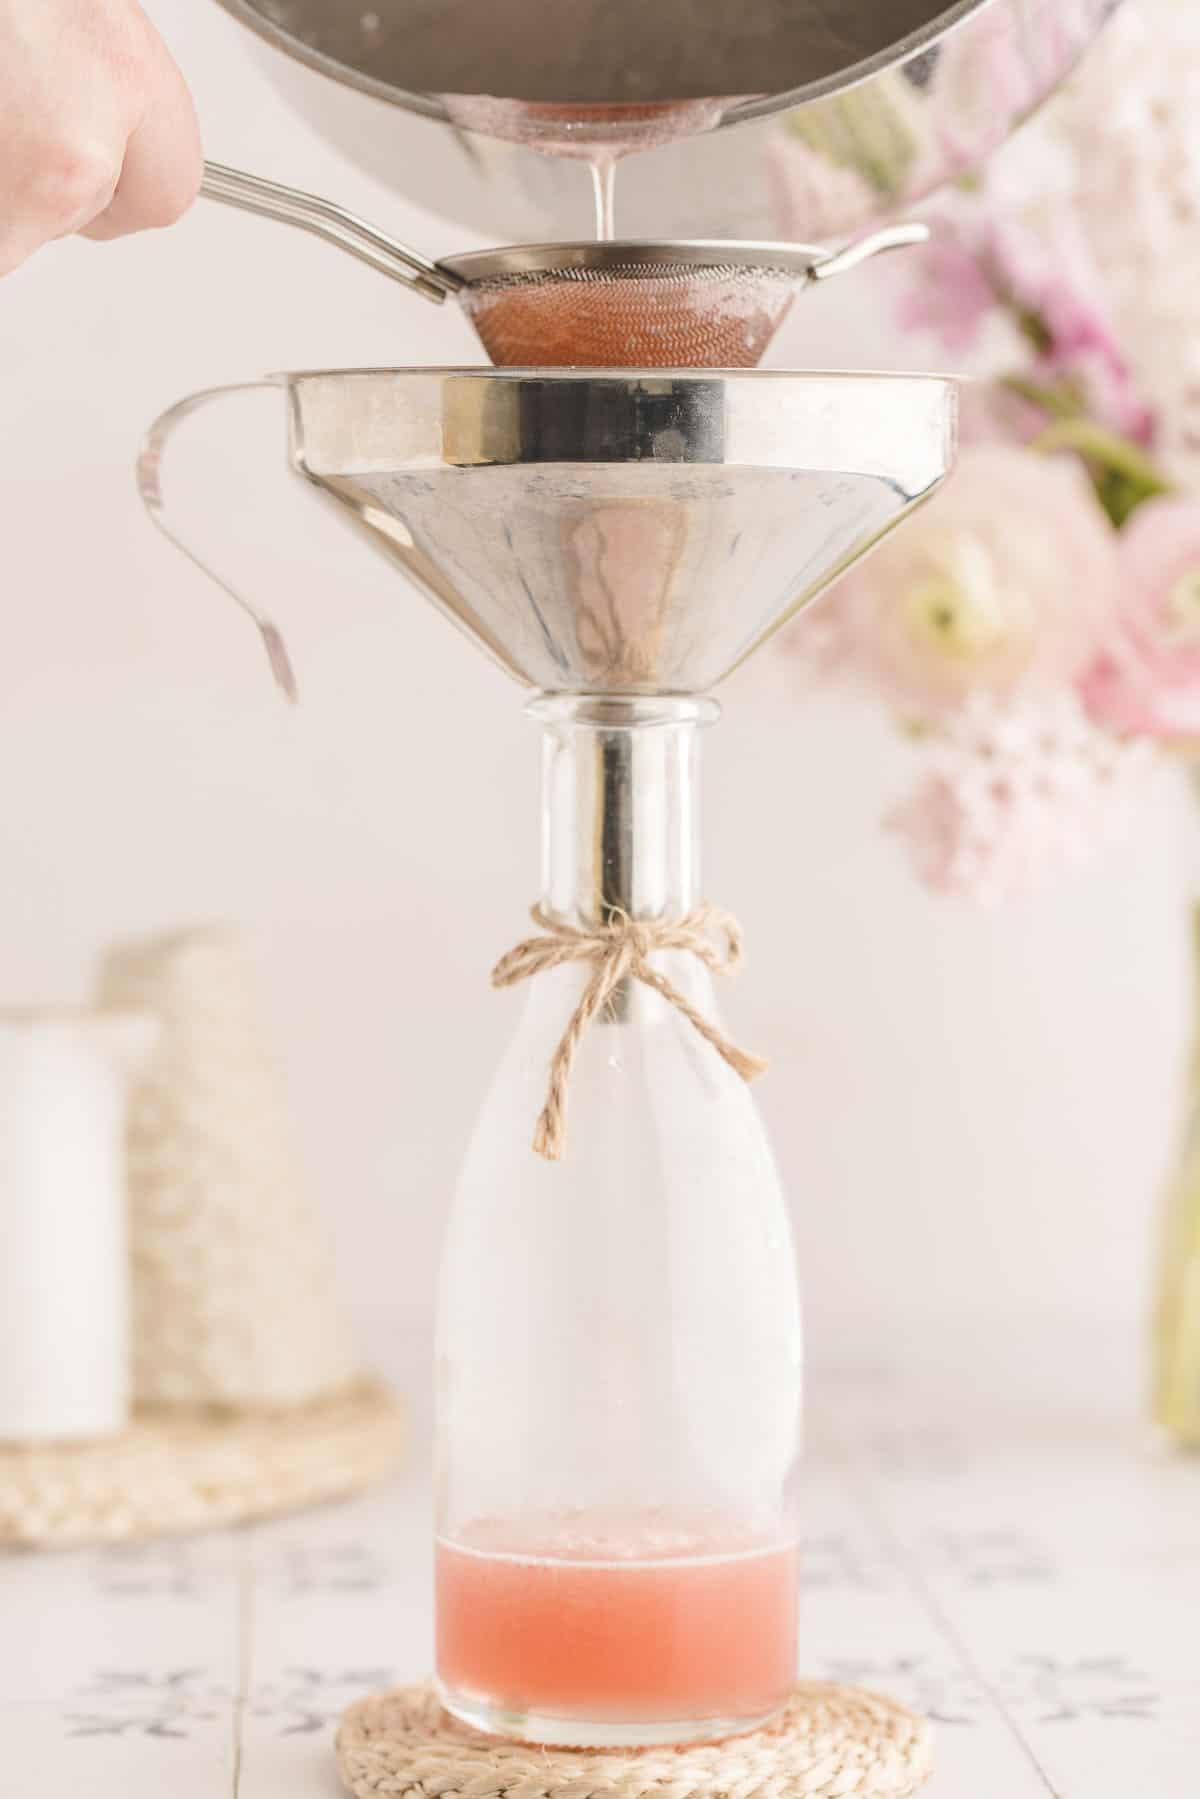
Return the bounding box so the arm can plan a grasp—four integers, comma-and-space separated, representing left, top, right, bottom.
285, 369, 957, 694
140, 369, 956, 699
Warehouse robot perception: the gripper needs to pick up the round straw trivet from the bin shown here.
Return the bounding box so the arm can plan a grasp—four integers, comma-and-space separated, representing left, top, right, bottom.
0, 1376, 403, 1549
336, 1680, 934, 1799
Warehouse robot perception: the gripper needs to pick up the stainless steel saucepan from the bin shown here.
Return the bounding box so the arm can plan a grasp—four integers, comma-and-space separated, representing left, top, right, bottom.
212, 0, 1123, 241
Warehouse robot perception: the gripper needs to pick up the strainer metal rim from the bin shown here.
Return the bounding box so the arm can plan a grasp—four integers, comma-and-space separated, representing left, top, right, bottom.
438, 239, 830, 284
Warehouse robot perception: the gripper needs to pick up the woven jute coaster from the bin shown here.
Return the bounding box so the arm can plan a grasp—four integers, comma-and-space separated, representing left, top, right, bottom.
336, 1679, 934, 1799
0, 1376, 404, 1549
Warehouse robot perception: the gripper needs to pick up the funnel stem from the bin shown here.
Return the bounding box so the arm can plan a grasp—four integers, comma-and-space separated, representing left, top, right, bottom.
531, 696, 716, 929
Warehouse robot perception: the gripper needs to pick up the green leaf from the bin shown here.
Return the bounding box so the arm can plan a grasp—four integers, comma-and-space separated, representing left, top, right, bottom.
1030, 419, 1174, 528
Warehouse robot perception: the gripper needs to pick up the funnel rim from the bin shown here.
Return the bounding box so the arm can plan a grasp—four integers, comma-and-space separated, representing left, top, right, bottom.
286, 368, 957, 478
279, 364, 960, 385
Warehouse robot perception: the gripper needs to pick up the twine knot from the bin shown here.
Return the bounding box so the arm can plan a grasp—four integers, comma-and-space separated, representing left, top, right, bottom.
491, 903, 768, 1161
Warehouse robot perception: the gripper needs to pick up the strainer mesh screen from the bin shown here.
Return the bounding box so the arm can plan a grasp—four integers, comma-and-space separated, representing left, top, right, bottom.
459, 263, 801, 369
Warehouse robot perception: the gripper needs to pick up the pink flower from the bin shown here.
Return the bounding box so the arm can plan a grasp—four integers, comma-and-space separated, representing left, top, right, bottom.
896, 231, 997, 353
898, 208, 1155, 445
890, 690, 1155, 904
1080, 496, 1200, 744
1032, 239, 1156, 447
832, 446, 1119, 722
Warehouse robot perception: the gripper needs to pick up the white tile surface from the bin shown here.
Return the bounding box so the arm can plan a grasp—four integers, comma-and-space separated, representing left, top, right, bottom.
2, 1325, 1197, 1797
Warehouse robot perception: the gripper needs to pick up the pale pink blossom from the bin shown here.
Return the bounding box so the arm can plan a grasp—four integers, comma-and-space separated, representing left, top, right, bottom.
1018, 0, 1200, 481
896, 231, 996, 353
832, 446, 1119, 721
898, 0, 1200, 468
890, 690, 1156, 904
1080, 495, 1200, 743
898, 208, 1154, 444
1031, 229, 1157, 445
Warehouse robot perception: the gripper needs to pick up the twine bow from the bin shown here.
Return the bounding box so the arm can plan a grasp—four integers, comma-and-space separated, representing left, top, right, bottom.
491, 903, 769, 1161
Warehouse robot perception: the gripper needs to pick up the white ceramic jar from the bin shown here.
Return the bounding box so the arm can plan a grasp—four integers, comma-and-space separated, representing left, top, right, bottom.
0, 1011, 153, 1442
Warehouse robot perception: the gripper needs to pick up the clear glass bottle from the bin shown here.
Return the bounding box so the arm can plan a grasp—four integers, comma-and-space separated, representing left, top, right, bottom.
435, 695, 802, 1748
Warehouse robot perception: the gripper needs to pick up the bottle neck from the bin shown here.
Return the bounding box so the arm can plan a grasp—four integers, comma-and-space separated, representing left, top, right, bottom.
532, 696, 716, 927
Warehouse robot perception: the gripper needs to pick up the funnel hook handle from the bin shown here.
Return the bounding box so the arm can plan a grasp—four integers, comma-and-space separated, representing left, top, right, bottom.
137, 379, 298, 700
199, 161, 463, 303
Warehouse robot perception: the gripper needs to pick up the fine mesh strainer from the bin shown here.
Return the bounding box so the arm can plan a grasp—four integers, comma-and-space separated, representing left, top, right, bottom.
200, 163, 925, 368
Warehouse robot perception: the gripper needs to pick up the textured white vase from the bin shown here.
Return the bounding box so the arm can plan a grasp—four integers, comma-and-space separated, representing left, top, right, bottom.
0, 1009, 154, 1441
97, 926, 356, 1410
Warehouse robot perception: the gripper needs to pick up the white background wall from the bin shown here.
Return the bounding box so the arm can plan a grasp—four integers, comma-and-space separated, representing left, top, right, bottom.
0, 1, 1192, 1372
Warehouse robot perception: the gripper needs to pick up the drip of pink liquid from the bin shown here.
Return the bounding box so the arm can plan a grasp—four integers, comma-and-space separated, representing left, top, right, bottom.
442, 96, 745, 242
590, 157, 616, 239
437, 1510, 798, 1732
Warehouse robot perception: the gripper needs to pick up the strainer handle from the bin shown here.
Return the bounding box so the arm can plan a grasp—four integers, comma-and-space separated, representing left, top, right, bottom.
198, 161, 464, 304
809, 222, 929, 283
137, 379, 298, 700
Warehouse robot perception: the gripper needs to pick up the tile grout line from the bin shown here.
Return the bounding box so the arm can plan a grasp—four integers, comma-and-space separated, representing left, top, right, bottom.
813, 1401, 1065, 1799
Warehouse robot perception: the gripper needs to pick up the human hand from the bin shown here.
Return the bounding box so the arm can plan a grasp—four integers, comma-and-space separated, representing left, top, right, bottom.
0, 0, 202, 277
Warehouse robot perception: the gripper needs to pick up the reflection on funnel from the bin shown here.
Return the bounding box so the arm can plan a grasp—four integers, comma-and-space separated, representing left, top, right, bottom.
566, 503, 688, 687
139, 369, 956, 699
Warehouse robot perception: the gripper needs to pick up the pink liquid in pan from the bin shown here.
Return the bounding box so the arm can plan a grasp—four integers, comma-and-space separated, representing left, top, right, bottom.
437, 1510, 798, 1736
